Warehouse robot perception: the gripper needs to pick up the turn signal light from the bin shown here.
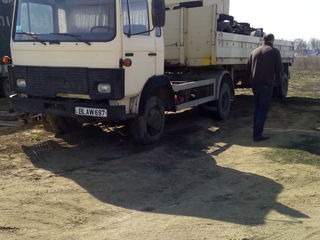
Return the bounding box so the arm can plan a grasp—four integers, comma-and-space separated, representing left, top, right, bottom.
122, 58, 132, 67
2, 56, 12, 64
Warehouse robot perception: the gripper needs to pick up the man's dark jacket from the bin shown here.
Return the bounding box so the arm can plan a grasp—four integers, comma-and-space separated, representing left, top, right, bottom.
247, 43, 283, 85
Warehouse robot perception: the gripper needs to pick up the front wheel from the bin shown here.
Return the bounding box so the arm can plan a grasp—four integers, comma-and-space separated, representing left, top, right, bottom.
0, 77, 11, 98
130, 96, 165, 145
214, 82, 232, 120
43, 115, 82, 134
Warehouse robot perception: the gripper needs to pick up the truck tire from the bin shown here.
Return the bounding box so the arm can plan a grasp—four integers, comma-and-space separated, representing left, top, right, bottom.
218, 14, 234, 22
239, 22, 250, 28
130, 96, 165, 145
0, 77, 10, 98
217, 22, 233, 33
214, 82, 231, 120
274, 73, 288, 98
43, 115, 82, 134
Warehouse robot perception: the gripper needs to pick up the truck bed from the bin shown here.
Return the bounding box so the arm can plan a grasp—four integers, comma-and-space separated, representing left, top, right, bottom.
163, 5, 294, 67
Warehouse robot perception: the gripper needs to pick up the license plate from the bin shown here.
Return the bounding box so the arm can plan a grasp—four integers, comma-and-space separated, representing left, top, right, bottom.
75, 107, 108, 117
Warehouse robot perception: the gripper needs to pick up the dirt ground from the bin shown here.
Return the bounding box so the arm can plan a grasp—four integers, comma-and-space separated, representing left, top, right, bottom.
0, 70, 319, 240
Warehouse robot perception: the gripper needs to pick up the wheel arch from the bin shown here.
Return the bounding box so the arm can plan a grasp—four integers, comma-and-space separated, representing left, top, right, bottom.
138, 75, 175, 115
215, 70, 235, 99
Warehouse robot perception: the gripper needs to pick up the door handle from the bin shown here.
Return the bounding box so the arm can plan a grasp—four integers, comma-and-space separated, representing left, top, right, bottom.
148, 52, 157, 56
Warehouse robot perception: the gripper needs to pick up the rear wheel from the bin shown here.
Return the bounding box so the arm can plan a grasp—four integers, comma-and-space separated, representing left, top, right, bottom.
43, 115, 82, 134
214, 82, 232, 120
130, 96, 165, 145
274, 72, 288, 98
217, 22, 233, 33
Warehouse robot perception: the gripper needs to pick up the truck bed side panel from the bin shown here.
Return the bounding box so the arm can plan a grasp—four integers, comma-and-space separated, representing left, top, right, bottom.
164, 5, 294, 67
186, 5, 217, 66
216, 32, 294, 65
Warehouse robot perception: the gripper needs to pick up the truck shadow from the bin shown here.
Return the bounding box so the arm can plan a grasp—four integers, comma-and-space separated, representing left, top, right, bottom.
22, 111, 309, 225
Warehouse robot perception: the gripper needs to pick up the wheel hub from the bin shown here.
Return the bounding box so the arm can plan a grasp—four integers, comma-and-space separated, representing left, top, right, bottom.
146, 107, 163, 135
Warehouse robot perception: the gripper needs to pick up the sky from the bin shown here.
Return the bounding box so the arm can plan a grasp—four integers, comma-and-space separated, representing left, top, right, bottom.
229, 0, 320, 41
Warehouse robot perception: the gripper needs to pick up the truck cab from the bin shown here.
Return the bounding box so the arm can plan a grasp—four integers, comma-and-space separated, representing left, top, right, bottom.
10, 0, 167, 141
0, 0, 13, 97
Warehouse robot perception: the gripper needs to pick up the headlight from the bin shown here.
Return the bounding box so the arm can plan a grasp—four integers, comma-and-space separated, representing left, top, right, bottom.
98, 83, 111, 93
16, 78, 27, 88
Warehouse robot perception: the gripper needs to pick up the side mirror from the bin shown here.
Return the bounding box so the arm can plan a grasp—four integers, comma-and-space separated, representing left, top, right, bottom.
152, 0, 165, 27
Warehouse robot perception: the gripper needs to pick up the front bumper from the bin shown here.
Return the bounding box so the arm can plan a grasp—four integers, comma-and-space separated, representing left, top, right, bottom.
11, 96, 126, 122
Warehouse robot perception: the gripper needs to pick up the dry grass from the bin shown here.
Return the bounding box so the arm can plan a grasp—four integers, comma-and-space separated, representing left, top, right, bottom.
289, 70, 320, 98
268, 69, 320, 166
268, 136, 320, 167
292, 55, 320, 71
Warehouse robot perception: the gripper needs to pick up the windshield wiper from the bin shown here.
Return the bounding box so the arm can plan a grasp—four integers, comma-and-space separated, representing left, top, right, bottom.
15, 32, 47, 45
49, 33, 92, 46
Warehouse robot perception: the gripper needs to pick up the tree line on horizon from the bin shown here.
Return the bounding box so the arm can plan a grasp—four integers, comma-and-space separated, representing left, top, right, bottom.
294, 38, 320, 54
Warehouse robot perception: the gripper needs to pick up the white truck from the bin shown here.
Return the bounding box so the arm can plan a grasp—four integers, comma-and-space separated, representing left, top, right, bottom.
0, 0, 13, 97
7, 0, 294, 143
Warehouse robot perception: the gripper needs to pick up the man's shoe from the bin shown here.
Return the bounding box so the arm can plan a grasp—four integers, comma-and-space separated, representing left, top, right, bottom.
253, 135, 270, 142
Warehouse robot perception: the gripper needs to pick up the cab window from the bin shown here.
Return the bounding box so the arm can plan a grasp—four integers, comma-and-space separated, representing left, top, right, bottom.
122, 0, 149, 36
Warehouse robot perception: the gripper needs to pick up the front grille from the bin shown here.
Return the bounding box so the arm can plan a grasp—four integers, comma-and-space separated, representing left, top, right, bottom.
14, 66, 88, 97
13, 66, 125, 100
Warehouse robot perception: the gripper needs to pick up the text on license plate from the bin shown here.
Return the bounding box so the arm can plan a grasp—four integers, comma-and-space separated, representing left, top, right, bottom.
75, 107, 108, 117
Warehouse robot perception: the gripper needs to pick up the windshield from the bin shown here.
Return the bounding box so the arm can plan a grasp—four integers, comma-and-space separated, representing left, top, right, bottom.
13, 0, 116, 42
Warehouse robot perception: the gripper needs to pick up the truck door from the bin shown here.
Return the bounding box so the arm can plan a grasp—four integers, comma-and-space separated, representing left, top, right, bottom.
121, 0, 156, 96
154, 27, 165, 76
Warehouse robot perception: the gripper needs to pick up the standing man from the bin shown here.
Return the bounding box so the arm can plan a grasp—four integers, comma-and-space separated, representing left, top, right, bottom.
247, 34, 282, 141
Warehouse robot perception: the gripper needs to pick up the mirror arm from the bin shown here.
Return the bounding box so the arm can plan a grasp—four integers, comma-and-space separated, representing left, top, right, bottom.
126, 0, 132, 37
128, 27, 156, 37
